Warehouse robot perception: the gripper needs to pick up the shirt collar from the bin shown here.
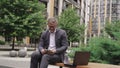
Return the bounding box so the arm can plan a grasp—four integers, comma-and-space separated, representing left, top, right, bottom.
49, 29, 56, 33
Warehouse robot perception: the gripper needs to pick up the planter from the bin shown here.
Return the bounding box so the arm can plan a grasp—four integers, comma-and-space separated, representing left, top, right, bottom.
18, 49, 27, 57
9, 50, 17, 57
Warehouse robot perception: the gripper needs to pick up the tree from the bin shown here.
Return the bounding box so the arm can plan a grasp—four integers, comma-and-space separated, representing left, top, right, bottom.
105, 20, 120, 40
0, 0, 46, 50
58, 7, 84, 43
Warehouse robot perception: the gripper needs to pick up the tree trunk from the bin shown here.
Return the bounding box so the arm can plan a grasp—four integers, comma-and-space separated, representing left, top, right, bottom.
12, 37, 15, 50
35, 38, 37, 50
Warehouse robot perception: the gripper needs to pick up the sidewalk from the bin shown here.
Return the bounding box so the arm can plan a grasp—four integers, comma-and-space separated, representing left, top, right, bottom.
0, 49, 120, 68
0, 51, 67, 68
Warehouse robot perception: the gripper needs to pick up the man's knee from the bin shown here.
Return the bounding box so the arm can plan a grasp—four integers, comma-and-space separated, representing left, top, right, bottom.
31, 51, 40, 59
42, 54, 49, 60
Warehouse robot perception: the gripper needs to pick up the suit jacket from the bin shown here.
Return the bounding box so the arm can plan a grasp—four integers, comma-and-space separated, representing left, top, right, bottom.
38, 28, 69, 62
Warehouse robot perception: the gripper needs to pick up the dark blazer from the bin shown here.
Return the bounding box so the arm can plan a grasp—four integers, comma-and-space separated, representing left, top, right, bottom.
38, 28, 69, 62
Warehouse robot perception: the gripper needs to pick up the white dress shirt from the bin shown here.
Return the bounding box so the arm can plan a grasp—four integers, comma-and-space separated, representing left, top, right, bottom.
48, 31, 56, 50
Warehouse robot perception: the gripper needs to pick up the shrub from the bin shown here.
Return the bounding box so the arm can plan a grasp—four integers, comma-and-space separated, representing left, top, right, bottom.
58, 7, 85, 43
68, 45, 89, 59
0, 40, 5, 45
87, 37, 120, 65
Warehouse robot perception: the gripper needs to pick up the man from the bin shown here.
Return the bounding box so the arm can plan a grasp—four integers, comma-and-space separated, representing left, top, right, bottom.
30, 17, 69, 68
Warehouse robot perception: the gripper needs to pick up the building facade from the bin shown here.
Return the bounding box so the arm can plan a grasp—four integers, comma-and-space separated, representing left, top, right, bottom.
40, 0, 120, 44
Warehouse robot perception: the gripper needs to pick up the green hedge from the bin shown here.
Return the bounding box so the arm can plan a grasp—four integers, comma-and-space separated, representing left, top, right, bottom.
68, 46, 89, 58
68, 37, 120, 65
87, 37, 120, 65
0, 40, 5, 45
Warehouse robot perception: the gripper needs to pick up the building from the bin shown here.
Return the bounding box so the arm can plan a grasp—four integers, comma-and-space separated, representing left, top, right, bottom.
40, 0, 120, 44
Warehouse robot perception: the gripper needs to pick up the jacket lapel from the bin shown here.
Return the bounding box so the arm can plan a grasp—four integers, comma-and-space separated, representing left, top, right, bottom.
46, 30, 50, 48
55, 28, 59, 46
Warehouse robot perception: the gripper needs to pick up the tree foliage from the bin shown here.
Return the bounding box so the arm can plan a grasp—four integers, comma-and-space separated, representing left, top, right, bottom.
84, 21, 120, 65
105, 20, 120, 40
87, 37, 120, 65
0, 0, 46, 49
58, 7, 84, 42
0, 0, 46, 38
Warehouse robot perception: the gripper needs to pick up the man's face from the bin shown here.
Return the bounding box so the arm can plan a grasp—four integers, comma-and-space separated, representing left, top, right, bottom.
48, 22, 57, 33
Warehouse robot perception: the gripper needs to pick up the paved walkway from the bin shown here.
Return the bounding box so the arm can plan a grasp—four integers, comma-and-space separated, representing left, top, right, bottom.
0, 46, 120, 68
0, 51, 67, 68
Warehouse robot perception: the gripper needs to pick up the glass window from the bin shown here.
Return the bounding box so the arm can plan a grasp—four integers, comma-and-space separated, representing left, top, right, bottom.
54, 0, 59, 16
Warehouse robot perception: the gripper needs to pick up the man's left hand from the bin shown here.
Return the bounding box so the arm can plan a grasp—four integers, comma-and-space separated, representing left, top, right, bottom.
47, 49, 56, 54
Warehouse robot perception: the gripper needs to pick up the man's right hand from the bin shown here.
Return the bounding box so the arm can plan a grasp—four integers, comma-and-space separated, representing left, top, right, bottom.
41, 49, 46, 54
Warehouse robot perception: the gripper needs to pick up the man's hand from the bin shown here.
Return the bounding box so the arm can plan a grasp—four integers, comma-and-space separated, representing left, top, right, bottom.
41, 49, 56, 54
51, 49, 56, 53
47, 49, 56, 54
41, 49, 47, 54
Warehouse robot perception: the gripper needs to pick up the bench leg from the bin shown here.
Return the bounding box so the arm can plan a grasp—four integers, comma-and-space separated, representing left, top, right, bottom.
59, 66, 62, 68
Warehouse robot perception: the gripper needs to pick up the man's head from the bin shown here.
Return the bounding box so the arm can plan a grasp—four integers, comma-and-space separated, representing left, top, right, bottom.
47, 17, 58, 33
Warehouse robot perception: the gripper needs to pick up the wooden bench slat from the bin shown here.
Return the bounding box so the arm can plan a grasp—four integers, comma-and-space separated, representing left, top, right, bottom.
52, 62, 120, 68
55, 63, 65, 67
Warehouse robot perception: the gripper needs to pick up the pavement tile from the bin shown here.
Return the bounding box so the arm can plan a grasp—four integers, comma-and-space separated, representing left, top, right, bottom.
0, 51, 68, 68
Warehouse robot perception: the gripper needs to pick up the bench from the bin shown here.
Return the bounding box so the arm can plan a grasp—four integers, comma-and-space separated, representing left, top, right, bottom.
52, 63, 64, 68
38, 62, 73, 68
38, 62, 63, 68
51, 63, 77, 68
53, 62, 120, 68
51, 63, 90, 68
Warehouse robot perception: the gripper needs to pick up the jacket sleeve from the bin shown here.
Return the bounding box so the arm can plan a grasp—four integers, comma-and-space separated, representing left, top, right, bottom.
38, 32, 45, 52
56, 30, 69, 53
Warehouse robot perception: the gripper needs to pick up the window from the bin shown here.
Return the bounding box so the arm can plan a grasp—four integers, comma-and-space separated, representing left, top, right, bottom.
54, 0, 59, 16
